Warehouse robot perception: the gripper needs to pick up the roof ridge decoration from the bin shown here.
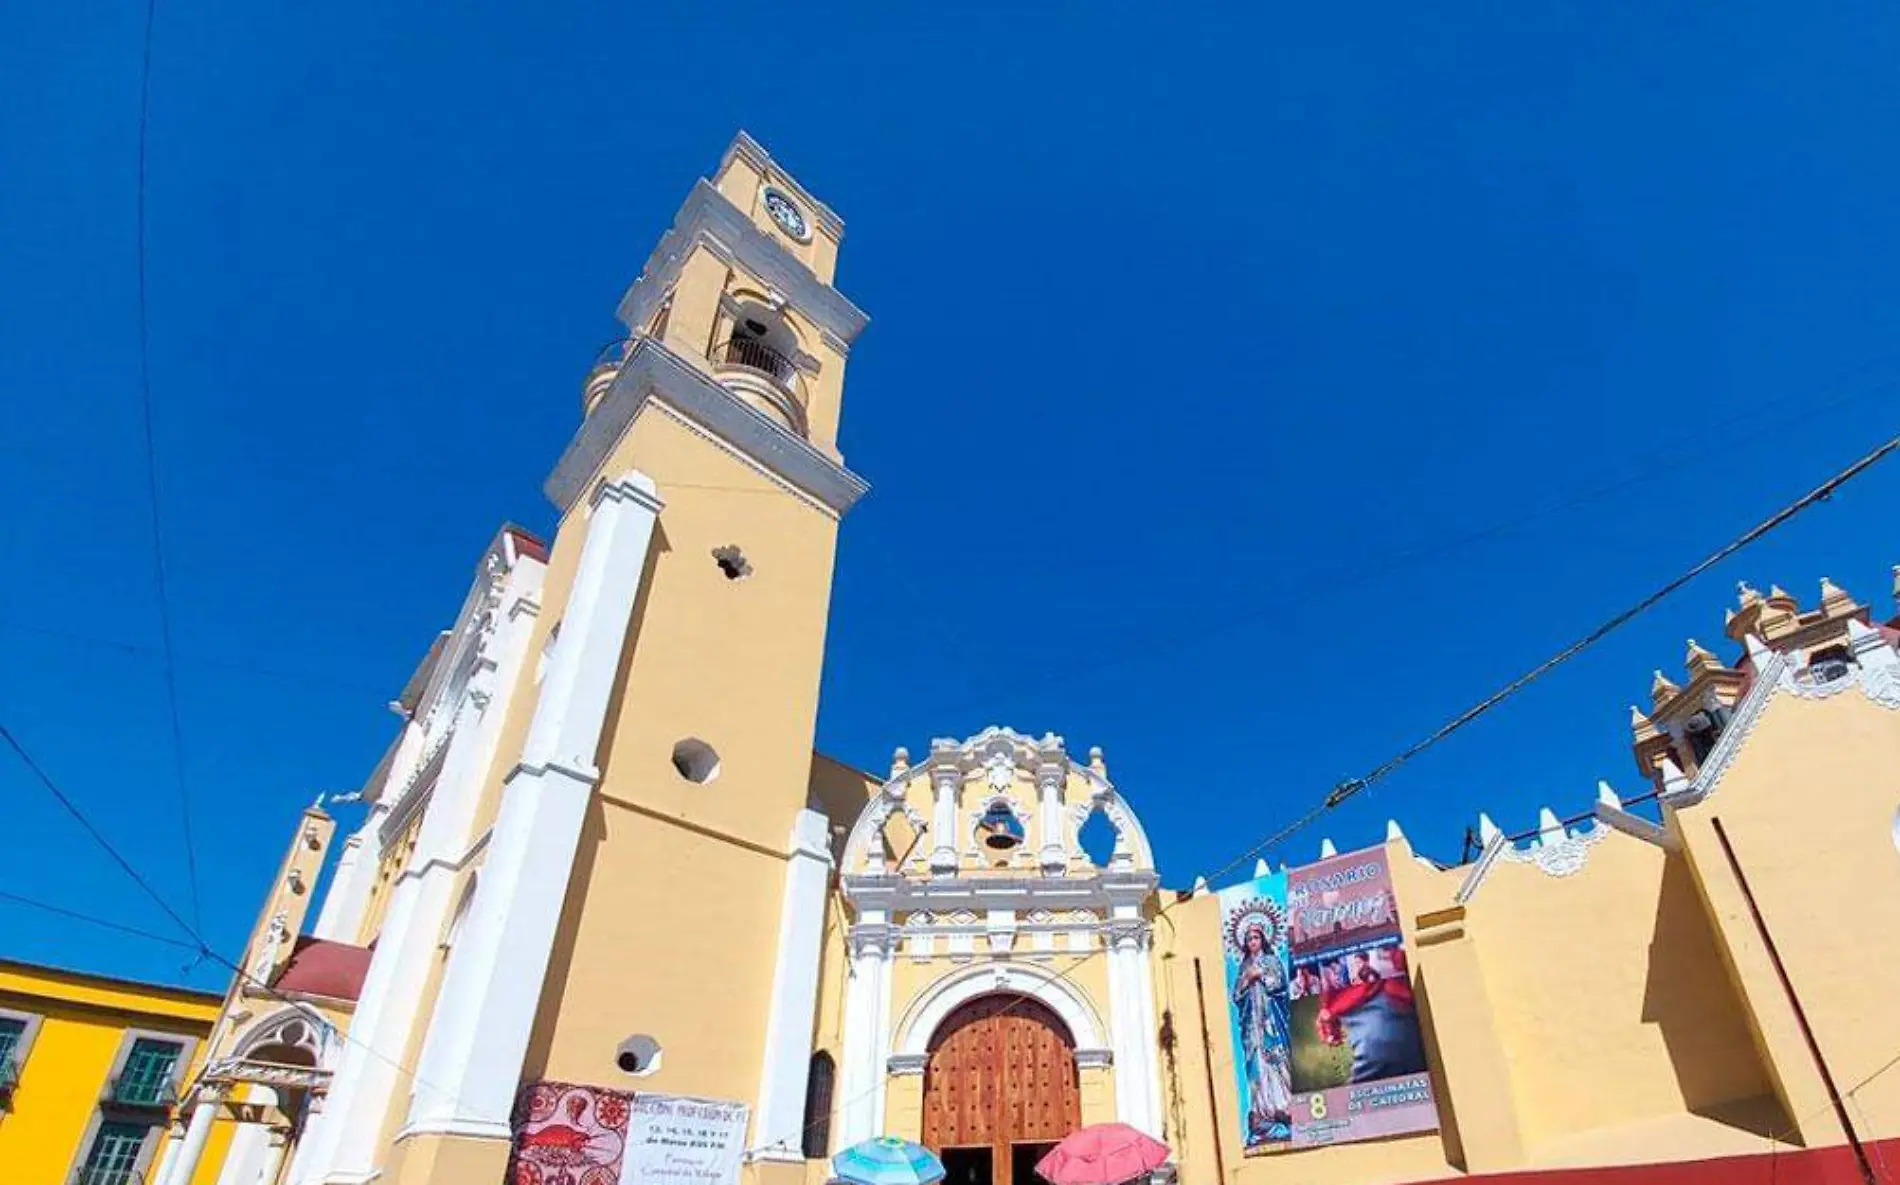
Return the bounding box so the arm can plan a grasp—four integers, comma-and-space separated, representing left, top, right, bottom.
1665, 620, 1900, 810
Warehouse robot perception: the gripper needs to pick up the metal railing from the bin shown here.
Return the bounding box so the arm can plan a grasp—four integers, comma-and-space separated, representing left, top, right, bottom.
711, 337, 806, 401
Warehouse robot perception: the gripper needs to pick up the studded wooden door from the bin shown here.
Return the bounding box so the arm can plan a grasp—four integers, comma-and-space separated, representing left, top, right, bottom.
921, 994, 1081, 1185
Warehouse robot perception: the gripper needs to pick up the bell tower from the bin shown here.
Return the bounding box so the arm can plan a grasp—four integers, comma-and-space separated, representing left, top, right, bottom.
385, 134, 870, 1185
580, 132, 864, 458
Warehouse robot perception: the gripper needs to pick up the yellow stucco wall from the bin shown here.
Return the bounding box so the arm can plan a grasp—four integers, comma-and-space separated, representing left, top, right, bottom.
1673, 689, 1900, 1149
0, 961, 234, 1185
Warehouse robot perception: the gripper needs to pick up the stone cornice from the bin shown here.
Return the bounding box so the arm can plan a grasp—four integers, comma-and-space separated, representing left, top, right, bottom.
841, 869, 1158, 915
616, 179, 867, 353
544, 336, 869, 518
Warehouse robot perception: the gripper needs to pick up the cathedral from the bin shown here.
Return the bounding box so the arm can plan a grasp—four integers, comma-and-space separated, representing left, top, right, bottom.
146, 136, 1900, 1185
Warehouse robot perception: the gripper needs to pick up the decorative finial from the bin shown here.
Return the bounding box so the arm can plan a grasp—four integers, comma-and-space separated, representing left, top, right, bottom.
1630, 703, 1653, 729
1478, 813, 1502, 846
1737, 580, 1762, 606
1536, 807, 1565, 845
1685, 638, 1719, 675
1658, 755, 1691, 792
891, 747, 910, 776
1597, 780, 1622, 808
1319, 837, 1338, 858
1088, 746, 1106, 775
1769, 584, 1794, 603
1819, 576, 1852, 609
1191, 876, 1209, 897
1253, 858, 1270, 878
1385, 819, 1407, 844
1651, 669, 1680, 702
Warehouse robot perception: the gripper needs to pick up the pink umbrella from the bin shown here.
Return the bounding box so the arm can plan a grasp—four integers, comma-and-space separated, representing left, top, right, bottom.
1034, 1124, 1171, 1185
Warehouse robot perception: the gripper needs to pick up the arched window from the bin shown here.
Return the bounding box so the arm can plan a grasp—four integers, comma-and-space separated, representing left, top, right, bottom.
801, 1050, 835, 1159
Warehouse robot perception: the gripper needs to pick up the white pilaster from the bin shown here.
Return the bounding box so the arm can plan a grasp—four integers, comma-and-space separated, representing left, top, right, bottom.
1035, 739, 1067, 875
1105, 910, 1161, 1137
928, 756, 960, 874
216, 1087, 282, 1185
306, 567, 544, 1184
258, 1132, 291, 1185
215, 1123, 268, 1185
836, 923, 895, 1147
149, 1121, 185, 1185
748, 810, 835, 1161
310, 835, 367, 940
160, 1093, 223, 1185
403, 471, 663, 1143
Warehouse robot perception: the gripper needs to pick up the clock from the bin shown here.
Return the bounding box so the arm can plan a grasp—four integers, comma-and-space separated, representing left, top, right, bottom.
762, 187, 809, 242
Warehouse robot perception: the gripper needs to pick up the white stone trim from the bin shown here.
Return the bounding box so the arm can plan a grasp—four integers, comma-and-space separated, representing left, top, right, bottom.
403, 470, 664, 1146
1667, 634, 1900, 811
616, 178, 865, 348
301, 557, 545, 1184
723, 132, 847, 240
892, 963, 1108, 1059
836, 930, 895, 1149
545, 336, 867, 518
748, 810, 836, 1162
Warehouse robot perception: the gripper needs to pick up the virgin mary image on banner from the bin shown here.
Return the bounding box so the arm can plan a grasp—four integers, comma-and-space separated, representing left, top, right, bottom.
1218, 873, 1294, 1150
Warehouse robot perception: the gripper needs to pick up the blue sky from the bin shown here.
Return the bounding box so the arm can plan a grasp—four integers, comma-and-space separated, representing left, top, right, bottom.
4, 3, 1900, 990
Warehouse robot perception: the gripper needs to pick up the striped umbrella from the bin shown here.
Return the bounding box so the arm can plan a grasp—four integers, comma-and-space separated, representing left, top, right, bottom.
831, 1137, 946, 1185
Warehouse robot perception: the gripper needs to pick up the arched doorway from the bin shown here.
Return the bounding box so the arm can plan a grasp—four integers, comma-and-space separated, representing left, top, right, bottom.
921, 994, 1080, 1185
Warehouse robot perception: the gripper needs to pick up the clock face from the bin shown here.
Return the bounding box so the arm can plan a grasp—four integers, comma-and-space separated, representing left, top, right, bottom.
762, 187, 809, 241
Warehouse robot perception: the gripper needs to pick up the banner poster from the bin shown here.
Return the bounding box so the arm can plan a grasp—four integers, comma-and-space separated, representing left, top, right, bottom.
619, 1093, 751, 1185
1217, 866, 1296, 1152
507, 1080, 634, 1185
1284, 845, 1440, 1147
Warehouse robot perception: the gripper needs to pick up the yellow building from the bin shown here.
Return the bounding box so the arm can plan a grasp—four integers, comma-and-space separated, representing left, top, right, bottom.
0, 959, 234, 1185
166, 134, 1900, 1185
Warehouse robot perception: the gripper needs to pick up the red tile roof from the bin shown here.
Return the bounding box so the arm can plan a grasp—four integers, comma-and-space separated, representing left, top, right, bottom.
505, 524, 549, 563
272, 937, 372, 1003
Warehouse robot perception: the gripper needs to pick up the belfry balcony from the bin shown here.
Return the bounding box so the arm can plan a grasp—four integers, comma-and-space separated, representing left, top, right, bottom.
709, 336, 809, 436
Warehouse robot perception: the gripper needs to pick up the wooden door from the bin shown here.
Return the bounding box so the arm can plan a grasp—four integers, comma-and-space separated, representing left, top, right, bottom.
921, 994, 1080, 1185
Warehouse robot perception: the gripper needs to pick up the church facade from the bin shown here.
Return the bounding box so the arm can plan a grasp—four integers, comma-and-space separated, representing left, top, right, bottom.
153, 136, 1900, 1185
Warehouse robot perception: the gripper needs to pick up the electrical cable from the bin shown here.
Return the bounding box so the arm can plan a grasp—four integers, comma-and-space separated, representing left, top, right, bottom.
1196, 429, 1900, 889
0, 888, 200, 953
14, 422, 1898, 1164
0, 720, 463, 1109
129, 0, 205, 935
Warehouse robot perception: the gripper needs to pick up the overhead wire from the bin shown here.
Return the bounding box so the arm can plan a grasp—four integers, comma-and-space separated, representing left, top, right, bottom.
129, 0, 205, 934
1198, 428, 1900, 890
0, 719, 465, 1109
754, 423, 1900, 1159
0, 888, 200, 953
10, 419, 1894, 1169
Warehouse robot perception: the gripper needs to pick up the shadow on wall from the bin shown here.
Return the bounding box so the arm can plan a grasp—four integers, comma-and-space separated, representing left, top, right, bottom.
1642, 855, 1795, 1144
1412, 971, 1469, 1173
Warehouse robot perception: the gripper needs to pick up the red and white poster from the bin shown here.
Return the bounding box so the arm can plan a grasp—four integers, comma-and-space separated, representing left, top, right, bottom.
508, 1080, 635, 1185
1283, 845, 1440, 1147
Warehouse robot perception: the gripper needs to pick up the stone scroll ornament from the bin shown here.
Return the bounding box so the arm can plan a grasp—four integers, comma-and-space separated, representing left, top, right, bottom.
507, 1080, 634, 1185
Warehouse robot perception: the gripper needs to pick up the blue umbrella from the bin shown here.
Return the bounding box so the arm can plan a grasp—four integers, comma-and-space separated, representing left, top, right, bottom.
831, 1137, 946, 1185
